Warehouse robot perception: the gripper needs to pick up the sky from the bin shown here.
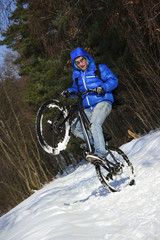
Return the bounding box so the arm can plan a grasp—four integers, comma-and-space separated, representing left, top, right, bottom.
0, 19, 7, 67
0, 0, 16, 67
0, 130, 160, 240
0, 44, 7, 66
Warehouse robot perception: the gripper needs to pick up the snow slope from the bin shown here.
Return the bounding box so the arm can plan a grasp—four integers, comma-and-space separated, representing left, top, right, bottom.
0, 131, 160, 240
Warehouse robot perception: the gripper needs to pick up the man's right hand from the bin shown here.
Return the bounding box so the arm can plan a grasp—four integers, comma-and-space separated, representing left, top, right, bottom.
61, 90, 71, 98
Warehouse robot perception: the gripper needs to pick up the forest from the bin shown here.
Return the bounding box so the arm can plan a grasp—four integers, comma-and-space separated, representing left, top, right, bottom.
0, 0, 160, 215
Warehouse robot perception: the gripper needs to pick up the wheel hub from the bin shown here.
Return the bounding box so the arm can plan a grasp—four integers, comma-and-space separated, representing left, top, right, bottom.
52, 120, 63, 134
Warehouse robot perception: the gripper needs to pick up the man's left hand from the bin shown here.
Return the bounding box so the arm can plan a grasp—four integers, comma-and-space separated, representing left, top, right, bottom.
95, 87, 104, 95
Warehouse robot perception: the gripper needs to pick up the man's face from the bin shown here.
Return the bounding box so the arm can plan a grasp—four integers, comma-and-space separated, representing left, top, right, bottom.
74, 56, 87, 70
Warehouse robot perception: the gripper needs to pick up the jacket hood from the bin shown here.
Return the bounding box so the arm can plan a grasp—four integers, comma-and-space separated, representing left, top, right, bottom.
70, 47, 96, 71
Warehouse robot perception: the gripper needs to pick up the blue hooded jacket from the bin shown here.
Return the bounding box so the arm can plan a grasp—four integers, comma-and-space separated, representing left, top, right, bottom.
67, 47, 118, 110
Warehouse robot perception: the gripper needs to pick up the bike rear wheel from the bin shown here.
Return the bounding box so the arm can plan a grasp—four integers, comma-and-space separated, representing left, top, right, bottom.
36, 100, 70, 155
95, 146, 135, 192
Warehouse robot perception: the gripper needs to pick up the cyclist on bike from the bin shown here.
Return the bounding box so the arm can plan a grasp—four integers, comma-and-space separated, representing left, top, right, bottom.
62, 47, 118, 163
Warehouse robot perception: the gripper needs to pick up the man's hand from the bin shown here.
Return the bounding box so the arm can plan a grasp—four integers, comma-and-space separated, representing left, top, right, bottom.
61, 90, 71, 98
95, 87, 104, 95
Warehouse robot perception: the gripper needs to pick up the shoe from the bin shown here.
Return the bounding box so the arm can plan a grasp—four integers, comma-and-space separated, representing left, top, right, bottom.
86, 154, 106, 165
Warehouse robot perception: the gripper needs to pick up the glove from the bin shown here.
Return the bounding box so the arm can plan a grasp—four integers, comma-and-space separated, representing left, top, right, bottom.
95, 87, 104, 95
61, 90, 71, 98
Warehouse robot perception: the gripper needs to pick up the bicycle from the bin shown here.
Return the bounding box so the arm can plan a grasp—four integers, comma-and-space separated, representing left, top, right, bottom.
36, 89, 135, 192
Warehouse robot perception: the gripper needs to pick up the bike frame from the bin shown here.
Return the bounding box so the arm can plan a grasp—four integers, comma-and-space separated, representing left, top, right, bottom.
59, 94, 93, 154
57, 88, 120, 172
59, 91, 118, 170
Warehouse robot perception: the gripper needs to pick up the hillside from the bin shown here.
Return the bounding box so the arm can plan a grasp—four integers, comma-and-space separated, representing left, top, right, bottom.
0, 130, 160, 240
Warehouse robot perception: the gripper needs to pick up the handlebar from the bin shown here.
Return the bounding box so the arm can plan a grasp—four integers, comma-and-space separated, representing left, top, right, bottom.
68, 88, 97, 97
61, 88, 104, 99
81, 89, 97, 95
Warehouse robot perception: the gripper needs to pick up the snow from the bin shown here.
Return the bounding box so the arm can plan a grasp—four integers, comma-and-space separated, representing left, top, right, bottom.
0, 130, 160, 240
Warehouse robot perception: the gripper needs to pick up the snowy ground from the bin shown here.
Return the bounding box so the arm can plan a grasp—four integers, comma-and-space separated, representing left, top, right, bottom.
0, 130, 160, 240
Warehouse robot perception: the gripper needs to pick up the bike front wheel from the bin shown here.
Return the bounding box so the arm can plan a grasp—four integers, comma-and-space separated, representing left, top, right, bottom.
95, 146, 135, 192
36, 100, 71, 155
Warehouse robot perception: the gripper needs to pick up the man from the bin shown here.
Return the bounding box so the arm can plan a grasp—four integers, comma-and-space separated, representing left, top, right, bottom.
62, 47, 118, 163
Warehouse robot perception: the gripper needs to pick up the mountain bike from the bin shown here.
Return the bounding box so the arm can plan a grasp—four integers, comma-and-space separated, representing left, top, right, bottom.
36, 89, 135, 192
